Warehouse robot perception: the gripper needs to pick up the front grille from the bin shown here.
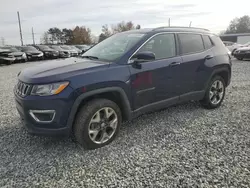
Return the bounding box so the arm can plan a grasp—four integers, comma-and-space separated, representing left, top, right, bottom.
16, 81, 31, 97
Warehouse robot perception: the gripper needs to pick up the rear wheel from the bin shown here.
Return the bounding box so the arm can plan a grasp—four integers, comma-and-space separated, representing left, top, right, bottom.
200, 76, 226, 109
73, 99, 122, 150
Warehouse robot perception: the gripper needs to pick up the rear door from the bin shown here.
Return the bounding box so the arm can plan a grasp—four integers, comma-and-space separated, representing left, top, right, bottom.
177, 33, 215, 97
129, 33, 182, 110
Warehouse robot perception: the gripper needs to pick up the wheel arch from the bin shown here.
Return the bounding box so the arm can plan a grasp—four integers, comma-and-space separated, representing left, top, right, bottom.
206, 65, 231, 89
67, 87, 132, 130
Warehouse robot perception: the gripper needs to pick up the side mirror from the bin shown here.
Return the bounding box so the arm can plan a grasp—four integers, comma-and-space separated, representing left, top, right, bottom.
132, 51, 155, 62
130, 51, 155, 69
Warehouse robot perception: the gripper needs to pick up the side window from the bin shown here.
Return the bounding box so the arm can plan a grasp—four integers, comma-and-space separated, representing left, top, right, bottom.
203, 35, 213, 49
178, 33, 204, 54
137, 33, 176, 60
211, 35, 227, 48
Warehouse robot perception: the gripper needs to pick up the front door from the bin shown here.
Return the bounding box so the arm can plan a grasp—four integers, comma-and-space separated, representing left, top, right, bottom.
128, 33, 182, 110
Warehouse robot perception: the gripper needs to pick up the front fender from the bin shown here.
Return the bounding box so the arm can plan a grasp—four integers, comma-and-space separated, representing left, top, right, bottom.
66, 87, 132, 130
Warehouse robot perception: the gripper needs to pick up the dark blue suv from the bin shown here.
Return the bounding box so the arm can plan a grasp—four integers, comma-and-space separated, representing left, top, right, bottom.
14, 27, 231, 149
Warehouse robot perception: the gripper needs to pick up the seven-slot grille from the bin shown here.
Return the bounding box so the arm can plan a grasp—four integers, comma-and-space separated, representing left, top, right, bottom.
16, 81, 31, 97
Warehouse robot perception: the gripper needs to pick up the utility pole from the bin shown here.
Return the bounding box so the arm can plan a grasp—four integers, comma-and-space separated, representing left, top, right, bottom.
17, 11, 23, 46
32, 27, 35, 45
189, 21, 192, 27
168, 18, 171, 27
1, 37, 5, 46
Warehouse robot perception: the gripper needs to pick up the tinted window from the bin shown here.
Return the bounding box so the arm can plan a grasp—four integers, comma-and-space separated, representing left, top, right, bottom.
137, 34, 176, 60
178, 34, 204, 54
203, 35, 213, 49
211, 35, 227, 48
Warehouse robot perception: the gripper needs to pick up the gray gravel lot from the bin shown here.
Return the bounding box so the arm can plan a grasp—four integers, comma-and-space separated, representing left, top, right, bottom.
0, 59, 250, 187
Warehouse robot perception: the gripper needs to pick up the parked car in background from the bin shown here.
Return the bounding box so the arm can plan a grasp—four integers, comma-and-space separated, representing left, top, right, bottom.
49, 45, 71, 58
34, 45, 59, 59
223, 41, 244, 55
14, 27, 231, 149
75, 45, 91, 53
0, 48, 15, 65
234, 46, 250, 60
17, 46, 44, 61
69, 45, 82, 55
242, 41, 250, 47
0, 46, 27, 63
60, 45, 78, 57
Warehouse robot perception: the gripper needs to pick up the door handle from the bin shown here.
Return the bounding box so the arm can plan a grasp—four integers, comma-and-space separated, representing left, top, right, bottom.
169, 62, 181, 67
205, 55, 214, 60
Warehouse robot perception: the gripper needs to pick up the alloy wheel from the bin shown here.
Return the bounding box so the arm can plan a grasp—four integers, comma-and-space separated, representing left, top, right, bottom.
88, 107, 118, 144
209, 80, 224, 105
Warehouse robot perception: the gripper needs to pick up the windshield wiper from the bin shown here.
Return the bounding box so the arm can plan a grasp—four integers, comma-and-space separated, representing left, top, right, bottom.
81, 55, 99, 60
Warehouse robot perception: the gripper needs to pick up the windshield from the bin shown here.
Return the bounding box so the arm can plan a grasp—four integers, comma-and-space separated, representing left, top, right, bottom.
37, 45, 51, 50
21, 46, 37, 52
83, 32, 145, 61
1, 47, 19, 52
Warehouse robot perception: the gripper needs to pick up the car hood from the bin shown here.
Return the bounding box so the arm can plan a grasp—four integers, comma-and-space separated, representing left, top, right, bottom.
237, 46, 250, 51
25, 51, 43, 54
18, 57, 110, 84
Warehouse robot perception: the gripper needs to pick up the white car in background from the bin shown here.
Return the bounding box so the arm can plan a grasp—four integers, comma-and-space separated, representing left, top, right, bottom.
223, 41, 243, 55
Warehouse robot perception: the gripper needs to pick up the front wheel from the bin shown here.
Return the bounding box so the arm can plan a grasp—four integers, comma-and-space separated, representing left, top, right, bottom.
73, 99, 122, 150
200, 76, 226, 109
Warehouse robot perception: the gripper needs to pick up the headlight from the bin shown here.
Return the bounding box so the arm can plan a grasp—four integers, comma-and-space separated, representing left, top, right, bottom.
22, 53, 27, 58
31, 81, 69, 96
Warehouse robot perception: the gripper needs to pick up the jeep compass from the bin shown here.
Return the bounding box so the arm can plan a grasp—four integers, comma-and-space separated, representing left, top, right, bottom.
14, 27, 231, 149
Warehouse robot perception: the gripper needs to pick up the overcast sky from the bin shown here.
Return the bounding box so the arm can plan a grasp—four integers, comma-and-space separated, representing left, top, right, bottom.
0, 0, 249, 45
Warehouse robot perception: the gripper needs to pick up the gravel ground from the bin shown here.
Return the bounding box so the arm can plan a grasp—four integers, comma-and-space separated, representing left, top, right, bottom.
0, 59, 250, 188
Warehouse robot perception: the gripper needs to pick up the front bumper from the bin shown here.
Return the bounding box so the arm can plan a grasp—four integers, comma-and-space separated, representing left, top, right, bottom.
44, 53, 59, 59
14, 86, 75, 136
27, 55, 44, 61
0, 57, 15, 64
59, 52, 71, 58
14, 56, 27, 62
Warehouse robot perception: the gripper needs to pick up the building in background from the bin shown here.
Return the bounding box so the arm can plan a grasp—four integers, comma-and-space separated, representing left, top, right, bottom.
220, 33, 250, 44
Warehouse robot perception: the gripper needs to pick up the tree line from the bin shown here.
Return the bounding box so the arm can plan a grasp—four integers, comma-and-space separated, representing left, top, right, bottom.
221, 15, 250, 34
41, 21, 141, 45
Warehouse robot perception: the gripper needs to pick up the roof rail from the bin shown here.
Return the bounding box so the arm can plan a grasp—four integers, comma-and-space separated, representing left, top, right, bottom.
153, 26, 210, 31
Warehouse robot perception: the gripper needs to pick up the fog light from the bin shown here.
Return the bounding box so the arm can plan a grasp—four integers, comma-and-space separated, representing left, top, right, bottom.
29, 110, 55, 123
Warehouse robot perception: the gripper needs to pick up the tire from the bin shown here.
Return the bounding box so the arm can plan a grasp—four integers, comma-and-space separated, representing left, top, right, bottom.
200, 75, 226, 109
73, 99, 122, 150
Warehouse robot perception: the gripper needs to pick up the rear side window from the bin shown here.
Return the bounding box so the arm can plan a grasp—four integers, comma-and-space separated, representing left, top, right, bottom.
178, 34, 204, 54
138, 33, 176, 60
210, 35, 226, 48
203, 35, 213, 49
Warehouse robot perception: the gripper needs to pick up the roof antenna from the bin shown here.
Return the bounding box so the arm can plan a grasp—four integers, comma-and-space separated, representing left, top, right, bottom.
189, 21, 192, 27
